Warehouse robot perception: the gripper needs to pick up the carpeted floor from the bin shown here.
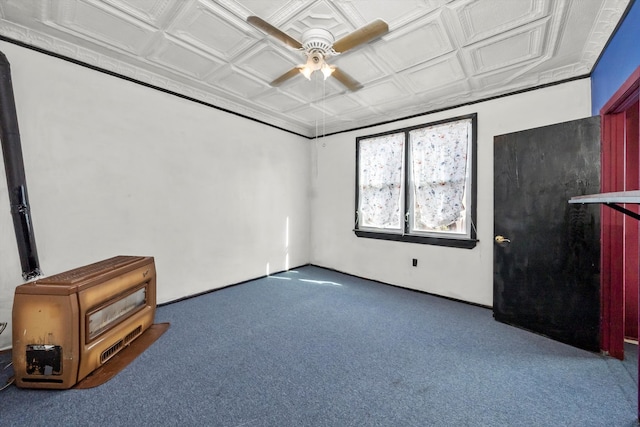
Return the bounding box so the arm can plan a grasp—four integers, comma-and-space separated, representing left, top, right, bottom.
0, 265, 638, 426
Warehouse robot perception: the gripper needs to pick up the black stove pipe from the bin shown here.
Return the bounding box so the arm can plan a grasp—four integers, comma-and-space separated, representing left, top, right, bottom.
0, 50, 41, 279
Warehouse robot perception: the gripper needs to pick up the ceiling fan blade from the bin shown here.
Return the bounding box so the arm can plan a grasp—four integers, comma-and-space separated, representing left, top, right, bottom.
333, 19, 389, 54
247, 16, 303, 50
270, 67, 302, 87
331, 67, 363, 92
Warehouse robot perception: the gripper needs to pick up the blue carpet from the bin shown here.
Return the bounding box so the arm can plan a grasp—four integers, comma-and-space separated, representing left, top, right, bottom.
0, 265, 638, 426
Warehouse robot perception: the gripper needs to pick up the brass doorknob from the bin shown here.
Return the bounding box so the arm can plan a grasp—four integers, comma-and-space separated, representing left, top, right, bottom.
495, 235, 511, 243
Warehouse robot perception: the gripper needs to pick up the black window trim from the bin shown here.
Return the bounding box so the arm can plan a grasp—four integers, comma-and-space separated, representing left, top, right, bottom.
354, 113, 478, 249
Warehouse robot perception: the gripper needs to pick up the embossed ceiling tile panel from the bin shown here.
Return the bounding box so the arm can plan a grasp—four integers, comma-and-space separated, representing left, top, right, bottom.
353, 80, 410, 106
101, 0, 181, 27
327, 105, 376, 124
537, 62, 592, 83
252, 90, 306, 113
111, 62, 138, 79
491, 47, 579, 88
463, 19, 549, 74
236, 45, 303, 83
473, 76, 538, 100
579, 0, 630, 66
471, 63, 536, 92
168, 0, 253, 59
42, 37, 79, 59
293, 1, 345, 37
414, 80, 473, 106
506, 1, 570, 74
331, 52, 387, 85
314, 108, 380, 131
279, 75, 345, 103
367, 96, 418, 116
147, 73, 171, 88
550, 1, 598, 62
0, 0, 45, 21
286, 103, 326, 124
238, 1, 316, 44
232, 0, 291, 20
47, 0, 157, 54
76, 49, 101, 66
374, 13, 453, 72
98, 55, 122, 73
450, 0, 549, 45
319, 93, 362, 116
208, 67, 266, 98
148, 35, 223, 78
404, 53, 465, 93
340, 0, 448, 28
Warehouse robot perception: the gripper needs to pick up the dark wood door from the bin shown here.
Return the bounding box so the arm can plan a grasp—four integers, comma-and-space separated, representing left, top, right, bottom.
493, 117, 601, 352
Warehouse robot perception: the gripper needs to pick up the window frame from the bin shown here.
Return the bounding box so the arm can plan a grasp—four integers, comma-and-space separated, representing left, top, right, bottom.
354, 113, 478, 249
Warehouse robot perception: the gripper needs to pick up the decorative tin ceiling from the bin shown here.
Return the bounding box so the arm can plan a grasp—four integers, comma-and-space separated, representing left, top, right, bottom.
0, 0, 631, 137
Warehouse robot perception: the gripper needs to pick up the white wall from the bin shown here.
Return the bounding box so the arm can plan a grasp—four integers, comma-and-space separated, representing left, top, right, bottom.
0, 41, 310, 350
310, 79, 593, 306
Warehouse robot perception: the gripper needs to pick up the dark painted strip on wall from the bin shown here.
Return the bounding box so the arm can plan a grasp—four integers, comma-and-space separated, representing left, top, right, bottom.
0, 50, 41, 279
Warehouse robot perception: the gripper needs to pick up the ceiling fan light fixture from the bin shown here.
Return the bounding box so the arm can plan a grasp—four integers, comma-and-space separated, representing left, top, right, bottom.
321, 63, 334, 80
300, 66, 313, 80
300, 51, 331, 80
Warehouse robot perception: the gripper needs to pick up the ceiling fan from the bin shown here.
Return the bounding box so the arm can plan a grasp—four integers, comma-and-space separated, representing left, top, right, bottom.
247, 16, 389, 92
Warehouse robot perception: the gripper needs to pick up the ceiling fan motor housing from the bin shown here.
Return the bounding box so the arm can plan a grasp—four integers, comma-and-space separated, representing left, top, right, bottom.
301, 28, 335, 56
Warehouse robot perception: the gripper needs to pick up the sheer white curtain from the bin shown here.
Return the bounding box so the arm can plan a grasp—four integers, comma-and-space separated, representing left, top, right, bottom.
409, 119, 471, 231
358, 133, 404, 229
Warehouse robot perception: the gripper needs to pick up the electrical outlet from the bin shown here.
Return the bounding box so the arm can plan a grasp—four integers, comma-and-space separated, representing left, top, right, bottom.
412, 258, 418, 267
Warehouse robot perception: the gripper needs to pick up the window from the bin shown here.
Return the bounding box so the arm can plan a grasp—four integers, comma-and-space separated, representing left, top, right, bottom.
355, 114, 477, 248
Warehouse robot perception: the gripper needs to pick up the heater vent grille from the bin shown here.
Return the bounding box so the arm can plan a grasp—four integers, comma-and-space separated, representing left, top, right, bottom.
100, 340, 123, 363
124, 325, 142, 345
100, 325, 143, 364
